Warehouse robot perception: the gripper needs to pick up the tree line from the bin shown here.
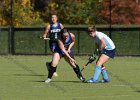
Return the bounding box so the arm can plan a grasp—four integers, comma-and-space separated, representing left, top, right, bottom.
0, 0, 140, 26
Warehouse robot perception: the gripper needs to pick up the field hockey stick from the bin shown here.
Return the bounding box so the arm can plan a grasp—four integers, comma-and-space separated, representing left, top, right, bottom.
35, 31, 50, 40
81, 61, 90, 72
81, 54, 96, 72
37, 34, 50, 40
38, 36, 50, 40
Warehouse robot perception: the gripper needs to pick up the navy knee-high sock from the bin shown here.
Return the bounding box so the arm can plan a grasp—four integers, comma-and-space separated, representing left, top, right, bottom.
48, 64, 56, 79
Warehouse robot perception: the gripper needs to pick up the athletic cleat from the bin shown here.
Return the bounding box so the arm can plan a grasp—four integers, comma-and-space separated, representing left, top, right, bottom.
80, 76, 86, 82
86, 79, 94, 83
53, 72, 58, 77
77, 75, 86, 82
99, 79, 109, 83
86, 79, 97, 83
45, 78, 51, 83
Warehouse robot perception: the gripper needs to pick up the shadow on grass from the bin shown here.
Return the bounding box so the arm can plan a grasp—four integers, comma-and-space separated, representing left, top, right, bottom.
14, 73, 82, 83
52, 80, 81, 83
13, 74, 46, 77
33, 80, 81, 83
34, 80, 45, 82
135, 90, 140, 93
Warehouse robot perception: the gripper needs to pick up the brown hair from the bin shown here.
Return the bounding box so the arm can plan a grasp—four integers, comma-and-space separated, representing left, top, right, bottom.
51, 12, 58, 17
88, 25, 96, 32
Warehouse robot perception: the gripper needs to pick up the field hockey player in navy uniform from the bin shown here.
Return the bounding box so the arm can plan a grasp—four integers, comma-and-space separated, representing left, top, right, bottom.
43, 14, 64, 82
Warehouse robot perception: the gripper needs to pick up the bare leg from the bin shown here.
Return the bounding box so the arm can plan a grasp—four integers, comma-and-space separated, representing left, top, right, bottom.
96, 54, 110, 66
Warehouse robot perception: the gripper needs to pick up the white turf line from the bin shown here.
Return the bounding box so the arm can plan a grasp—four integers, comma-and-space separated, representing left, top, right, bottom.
32, 83, 140, 88
28, 94, 140, 99
66, 95, 139, 99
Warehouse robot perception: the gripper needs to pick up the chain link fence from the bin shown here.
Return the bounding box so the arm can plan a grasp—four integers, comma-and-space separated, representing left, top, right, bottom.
0, 26, 140, 56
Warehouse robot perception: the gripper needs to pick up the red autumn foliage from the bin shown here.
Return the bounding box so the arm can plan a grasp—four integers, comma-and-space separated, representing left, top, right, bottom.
99, 0, 140, 24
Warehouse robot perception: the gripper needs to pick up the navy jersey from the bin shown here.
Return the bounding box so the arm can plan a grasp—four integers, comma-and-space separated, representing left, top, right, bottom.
61, 32, 72, 50
49, 22, 61, 41
52, 32, 73, 55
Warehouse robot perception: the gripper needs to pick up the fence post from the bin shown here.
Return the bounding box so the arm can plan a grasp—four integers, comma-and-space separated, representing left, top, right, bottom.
11, 27, 15, 54
45, 40, 47, 54
9, 0, 14, 54
109, 0, 112, 38
77, 29, 80, 54
139, 31, 140, 54
8, 27, 11, 54
9, 27, 15, 55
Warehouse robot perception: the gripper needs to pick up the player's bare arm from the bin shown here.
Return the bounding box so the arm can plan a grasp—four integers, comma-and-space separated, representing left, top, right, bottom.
67, 33, 75, 53
43, 25, 50, 39
100, 38, 106, 50
58, 39, 75, 63
60, 23, 64, 29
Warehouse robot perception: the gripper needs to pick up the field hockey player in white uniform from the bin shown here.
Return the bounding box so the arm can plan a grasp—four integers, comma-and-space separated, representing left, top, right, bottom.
86, 25, 116, 83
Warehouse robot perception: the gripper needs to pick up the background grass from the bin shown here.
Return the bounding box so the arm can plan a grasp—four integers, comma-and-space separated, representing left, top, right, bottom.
0, 55, 140, 100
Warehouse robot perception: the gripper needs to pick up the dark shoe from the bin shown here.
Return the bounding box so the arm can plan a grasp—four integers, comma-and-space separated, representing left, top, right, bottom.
77, 74, 86, 82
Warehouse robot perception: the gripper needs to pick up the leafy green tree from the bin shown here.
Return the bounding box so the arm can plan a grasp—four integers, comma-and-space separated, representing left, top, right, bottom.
0, 0, 11, 26
58, 0, 100, 24
12, 0, 44, 26
0, 0, 44, 26
34, 0, 101, 25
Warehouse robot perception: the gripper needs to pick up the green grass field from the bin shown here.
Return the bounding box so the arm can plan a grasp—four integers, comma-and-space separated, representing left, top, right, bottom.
0, 55, 140, 100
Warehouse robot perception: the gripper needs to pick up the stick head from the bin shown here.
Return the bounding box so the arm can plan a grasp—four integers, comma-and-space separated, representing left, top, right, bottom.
88, 54, 96, 63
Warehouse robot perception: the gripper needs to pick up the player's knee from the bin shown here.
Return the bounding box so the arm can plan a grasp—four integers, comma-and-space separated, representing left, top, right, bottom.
51, 62, 57, 67
96, 60, 103, 66
51, 59, 60, 67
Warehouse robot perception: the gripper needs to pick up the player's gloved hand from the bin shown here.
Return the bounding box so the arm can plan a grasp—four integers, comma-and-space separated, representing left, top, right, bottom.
88, 54, 96, 63
94, 49, 103, 55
